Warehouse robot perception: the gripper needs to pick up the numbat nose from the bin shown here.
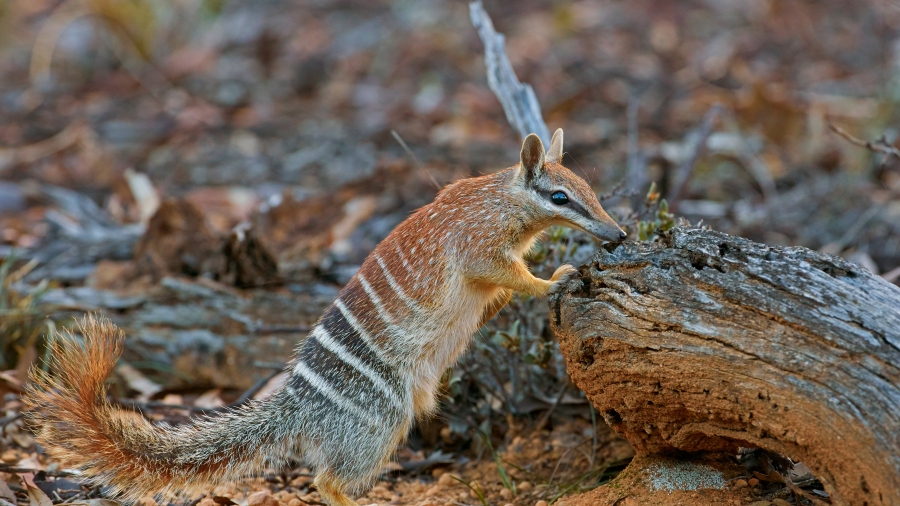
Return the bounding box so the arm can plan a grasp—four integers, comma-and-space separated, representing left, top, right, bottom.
618, 230, 627, 241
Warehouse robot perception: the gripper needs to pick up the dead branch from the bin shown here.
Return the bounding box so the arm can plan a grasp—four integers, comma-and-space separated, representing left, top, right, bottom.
469, 1, 550, 146
829, 123, 900, 159
625, 93, 648, 206
668, 104, 722, 208
0, 122, 87, 173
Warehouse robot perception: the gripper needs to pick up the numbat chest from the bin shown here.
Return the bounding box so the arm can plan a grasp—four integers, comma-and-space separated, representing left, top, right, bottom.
25, 129, 625, 506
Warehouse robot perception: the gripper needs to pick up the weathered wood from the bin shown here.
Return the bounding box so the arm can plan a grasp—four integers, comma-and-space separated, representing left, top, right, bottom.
38, 277, 331, 390
550, 226, 900, 506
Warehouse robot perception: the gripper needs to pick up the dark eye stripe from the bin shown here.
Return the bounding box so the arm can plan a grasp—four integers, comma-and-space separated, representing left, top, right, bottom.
536, 189, 591, 218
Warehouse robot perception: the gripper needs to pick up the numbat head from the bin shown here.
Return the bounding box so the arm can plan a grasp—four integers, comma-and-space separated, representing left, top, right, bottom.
24, 129, 624, 506
516, 129, 626, 242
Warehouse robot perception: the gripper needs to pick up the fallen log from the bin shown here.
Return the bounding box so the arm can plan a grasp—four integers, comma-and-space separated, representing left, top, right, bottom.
37, 277, 331, 390
550, 226, 900, 506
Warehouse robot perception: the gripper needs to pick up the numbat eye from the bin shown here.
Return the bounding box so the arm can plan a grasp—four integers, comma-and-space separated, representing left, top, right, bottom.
551, 191, 569, 205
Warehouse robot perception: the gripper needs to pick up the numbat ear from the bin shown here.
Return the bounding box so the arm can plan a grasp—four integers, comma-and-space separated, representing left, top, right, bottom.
546, 128, 564, 163
520, 133, 545, 184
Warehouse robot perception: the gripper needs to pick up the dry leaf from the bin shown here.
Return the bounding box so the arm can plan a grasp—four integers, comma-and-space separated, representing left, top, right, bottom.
123, 169, 160, 226
16, 456, 44, 471
10, 429, 35, 448
252, 371, 288, 401
0, 479, 16, 503
0, 371, 22, 388
161, 393, 184, 405
19, 474, 52, 506
380, 462, 404, 473
115, 362, 162, 401
194, 388, 225, 409
790, 462, 813, 481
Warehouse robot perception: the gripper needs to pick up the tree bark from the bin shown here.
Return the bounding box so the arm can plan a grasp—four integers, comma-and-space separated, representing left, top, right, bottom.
550, 226, 900, 506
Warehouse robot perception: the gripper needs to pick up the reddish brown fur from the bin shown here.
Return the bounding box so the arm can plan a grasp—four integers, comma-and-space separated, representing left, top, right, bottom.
23, 131, 623, 506
24, 316, 240, 499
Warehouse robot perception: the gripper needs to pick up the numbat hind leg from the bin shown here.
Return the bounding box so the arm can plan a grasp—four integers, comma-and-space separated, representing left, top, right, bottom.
314, 471, 362, 506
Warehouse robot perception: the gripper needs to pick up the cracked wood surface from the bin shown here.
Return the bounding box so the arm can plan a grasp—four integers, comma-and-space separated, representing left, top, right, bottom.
550, 227, 900, 506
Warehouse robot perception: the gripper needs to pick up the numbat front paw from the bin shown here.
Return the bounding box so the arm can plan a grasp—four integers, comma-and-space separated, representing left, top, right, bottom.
548, 264, 579, 294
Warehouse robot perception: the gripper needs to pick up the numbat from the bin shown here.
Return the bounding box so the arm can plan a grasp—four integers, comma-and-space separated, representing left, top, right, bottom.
25, 130, 625, 506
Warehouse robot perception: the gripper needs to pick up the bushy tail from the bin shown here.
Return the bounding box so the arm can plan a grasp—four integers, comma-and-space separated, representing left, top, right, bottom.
24, 315, 298, 500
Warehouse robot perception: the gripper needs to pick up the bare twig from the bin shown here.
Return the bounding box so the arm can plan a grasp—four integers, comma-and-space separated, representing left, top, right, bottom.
784, 475, 831, 506
0, 464, 76, 477
820, 203, 884, 255
881, 265, 900, 284
25, 0, 179, 114
625, 92, 648, 206
113, 369, 284, 416
829, 124, 900, 159
0, 413, 24, 427
59, 490, 88, 504
223, 370, 283, 407
669, 104, 723, 208
533, 381, 569, 432
390, 130, 441, 190
0, 122, 87, 173
469, 1, 550, 145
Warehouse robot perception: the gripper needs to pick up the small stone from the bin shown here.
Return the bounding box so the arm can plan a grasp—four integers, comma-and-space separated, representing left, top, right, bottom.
248, 491, 281, 506
440, 426, 453, 442
275, 492, 296, 503
733, 479, 748, 489
438, 472, 461, 487
371, 485, 391, 496
424, 485, 441, 497
503, 503, 515, 506
772, 500, 790, 506
458, 492, 469, 501
500, 488, 513, 499
287, 499, 305, 506
748, 478, 760, 487
518, 481, 533, 492
468, 481, 482, 499
431, 467, 446, 478
535, 501, 550, 506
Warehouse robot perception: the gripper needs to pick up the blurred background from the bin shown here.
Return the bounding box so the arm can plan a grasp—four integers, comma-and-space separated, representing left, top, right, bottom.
0, 0, 898, 504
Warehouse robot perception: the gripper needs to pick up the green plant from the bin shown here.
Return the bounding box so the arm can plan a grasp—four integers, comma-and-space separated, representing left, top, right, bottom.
479, 430, 516, 494
547, 456, 633, 504
0, 254, 54, 371
635, 182, 676, 241
451, 476, 489, 506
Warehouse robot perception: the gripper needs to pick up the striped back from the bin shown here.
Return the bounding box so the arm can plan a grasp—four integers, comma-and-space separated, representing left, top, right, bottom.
286, 165, 546, 421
